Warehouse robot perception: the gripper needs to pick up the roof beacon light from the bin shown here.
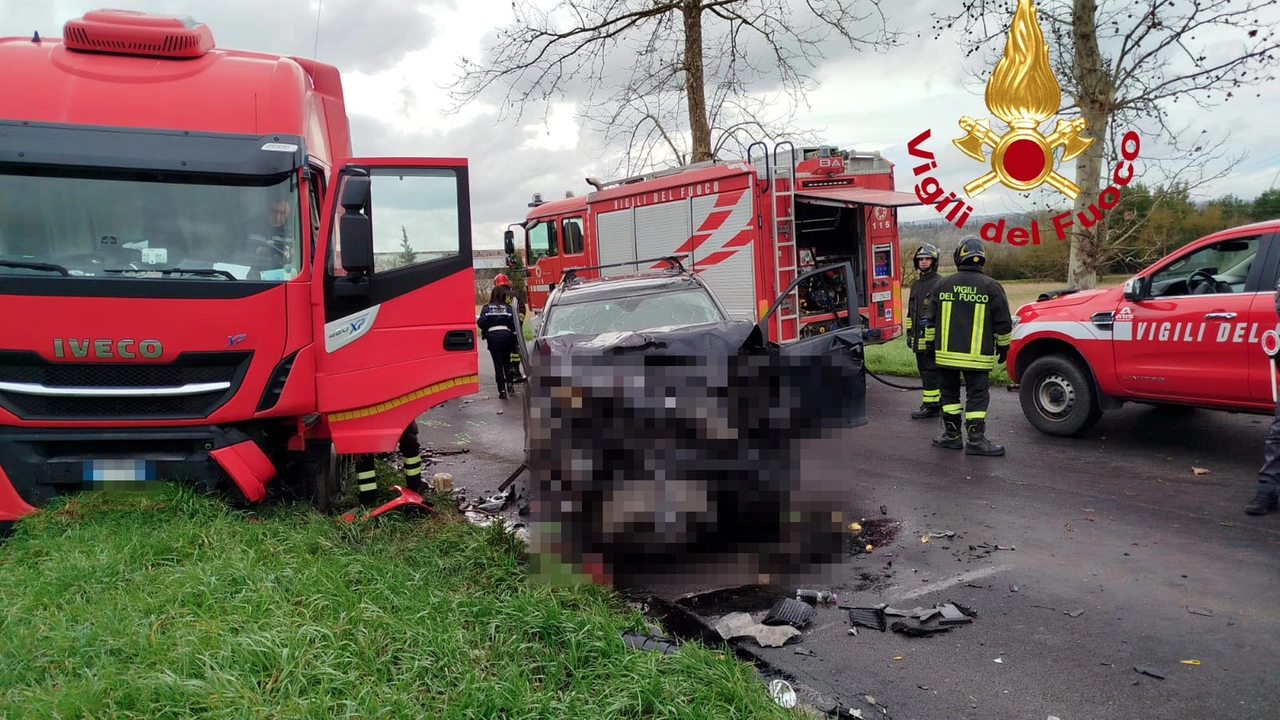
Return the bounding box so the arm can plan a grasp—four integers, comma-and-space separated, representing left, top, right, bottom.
62, 9, 215, 59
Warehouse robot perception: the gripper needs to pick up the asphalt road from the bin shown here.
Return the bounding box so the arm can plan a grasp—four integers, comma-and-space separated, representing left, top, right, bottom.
413, 358, 1280, 720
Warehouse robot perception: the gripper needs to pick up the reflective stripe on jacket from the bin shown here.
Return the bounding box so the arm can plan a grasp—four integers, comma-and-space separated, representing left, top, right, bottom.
934, 266, 1013, 371
906, 270, 942, 353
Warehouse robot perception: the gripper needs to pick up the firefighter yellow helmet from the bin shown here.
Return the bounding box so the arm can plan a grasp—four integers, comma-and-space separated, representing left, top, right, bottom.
913, 243, 940, 271
954, 236, 986, 267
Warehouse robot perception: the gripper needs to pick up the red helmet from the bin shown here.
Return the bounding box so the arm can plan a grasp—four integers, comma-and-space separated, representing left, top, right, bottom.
494, 273, 510, 286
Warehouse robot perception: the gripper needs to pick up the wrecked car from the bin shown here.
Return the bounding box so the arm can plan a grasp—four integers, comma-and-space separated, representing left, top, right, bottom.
514, 257, 869, 589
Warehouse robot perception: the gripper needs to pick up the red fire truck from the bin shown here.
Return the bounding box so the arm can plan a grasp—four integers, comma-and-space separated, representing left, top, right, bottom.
0, 10, 478, 529
507, 143, 923, 343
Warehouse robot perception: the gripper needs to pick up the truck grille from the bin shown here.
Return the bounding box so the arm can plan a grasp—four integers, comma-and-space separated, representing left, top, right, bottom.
0, 350, 252, 420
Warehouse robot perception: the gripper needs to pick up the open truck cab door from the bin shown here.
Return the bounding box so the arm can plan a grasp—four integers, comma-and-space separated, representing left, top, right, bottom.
312, 159, 479, 456
758, 261, 868, 429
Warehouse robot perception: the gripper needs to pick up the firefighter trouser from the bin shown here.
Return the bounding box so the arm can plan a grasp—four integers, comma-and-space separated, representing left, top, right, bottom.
1255, 398, 1280, 495
485, 330, 518, 393
915, 350, 941, 407
354, 423, 423, 504
938, 368, 990, 420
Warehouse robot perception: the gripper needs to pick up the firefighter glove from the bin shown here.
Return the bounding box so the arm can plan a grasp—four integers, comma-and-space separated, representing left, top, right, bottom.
997, 346, 1008, 364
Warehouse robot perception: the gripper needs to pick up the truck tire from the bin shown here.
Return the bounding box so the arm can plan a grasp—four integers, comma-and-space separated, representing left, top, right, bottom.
1019, 355, 1102, 437
304, 441, 350, 514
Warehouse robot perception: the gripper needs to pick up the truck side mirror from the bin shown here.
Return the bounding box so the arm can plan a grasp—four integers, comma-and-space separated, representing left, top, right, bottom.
1122, 277, 1143, 301
338, 175, 374, 274
504, 229, 516, 256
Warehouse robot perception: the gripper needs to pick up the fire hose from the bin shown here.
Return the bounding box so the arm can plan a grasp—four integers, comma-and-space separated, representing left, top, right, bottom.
865, 366, 924, 391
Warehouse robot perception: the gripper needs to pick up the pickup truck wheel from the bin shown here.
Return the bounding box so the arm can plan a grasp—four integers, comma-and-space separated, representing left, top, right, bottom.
1019, 355, 1102, 437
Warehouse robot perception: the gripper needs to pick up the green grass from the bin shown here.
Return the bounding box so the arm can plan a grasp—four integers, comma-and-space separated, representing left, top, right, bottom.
0, 479, 800, 719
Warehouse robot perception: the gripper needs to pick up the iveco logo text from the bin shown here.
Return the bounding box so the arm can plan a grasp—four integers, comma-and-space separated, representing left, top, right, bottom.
53, 338, 162, 359
327, 317, 367, 339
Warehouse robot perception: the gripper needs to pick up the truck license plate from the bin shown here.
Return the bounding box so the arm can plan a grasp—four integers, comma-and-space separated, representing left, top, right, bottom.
83, 459, 156, 487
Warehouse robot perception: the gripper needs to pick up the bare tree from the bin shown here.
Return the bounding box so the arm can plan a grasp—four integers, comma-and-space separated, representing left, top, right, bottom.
933, 0, 1279, 289
447, 0, 901, 178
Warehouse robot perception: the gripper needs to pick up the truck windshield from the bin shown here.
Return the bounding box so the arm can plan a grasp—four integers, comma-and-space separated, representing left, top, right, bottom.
0, 167, 302, 281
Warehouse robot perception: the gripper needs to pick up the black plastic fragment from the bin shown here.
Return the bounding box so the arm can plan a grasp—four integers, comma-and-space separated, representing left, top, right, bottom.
1133, 665, 1165, 680
848, 607, 887, 632
621, 631, 679, 654
890, 620, 950, 637
763, 597, 816, 628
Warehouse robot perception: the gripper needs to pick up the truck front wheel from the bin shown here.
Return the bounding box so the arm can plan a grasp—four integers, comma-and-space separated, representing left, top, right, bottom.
1019, 355, 1102, 437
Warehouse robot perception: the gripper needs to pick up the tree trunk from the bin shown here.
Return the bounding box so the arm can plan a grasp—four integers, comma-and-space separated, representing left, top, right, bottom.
1066, 0, 1111, 290
683, 0, 712, 163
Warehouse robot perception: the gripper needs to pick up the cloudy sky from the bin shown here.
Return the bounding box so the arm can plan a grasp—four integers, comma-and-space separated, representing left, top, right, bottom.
3, 0, 1278, 250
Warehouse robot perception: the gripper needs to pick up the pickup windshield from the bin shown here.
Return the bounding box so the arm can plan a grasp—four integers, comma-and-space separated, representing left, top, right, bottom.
0, 167, 302, 281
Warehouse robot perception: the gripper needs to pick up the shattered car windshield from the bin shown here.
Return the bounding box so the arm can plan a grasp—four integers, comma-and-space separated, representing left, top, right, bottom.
0, 167, 303, 281
543, 288, 726, 337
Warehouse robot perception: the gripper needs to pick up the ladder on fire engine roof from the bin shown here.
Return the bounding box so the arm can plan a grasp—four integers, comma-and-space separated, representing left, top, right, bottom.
585, 161, 719, 191
749, 140, 799, 342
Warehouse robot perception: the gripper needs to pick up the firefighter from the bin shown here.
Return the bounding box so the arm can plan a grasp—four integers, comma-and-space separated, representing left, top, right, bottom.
477, 285, 519, 398
905, 243, 943, 420
493, 273, 526, 385
930, 236, 1012, 456
1245, 277, 1280, 516
354, 422, 424, 506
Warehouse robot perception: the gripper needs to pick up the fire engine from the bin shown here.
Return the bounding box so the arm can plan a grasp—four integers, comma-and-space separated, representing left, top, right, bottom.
1008, 218, 1280, 437
507, 142, 924, 344
0, 10, 479, 530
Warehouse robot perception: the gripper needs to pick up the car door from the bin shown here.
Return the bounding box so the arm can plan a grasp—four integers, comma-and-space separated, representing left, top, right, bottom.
758, 261, 867, 429
311, 160, 479, 454
1247, 232, 1280, 405
1113, 234, 1265, 405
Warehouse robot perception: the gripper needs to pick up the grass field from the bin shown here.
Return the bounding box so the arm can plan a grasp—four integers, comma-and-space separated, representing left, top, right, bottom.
0, 477, 800, 719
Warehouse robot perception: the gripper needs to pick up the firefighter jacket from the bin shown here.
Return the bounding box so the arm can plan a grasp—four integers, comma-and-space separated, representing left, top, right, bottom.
933, 266, 1013, 371
905, 270, 943, 353
477, 301, 517, 340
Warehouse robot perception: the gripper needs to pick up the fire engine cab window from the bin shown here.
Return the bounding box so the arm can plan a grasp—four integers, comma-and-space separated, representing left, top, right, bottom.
527, 220, 558, 262
361, 169, 461, 272
562, 217, 585, 255
1148, 236, 1259, 297
0, 168, 303, 281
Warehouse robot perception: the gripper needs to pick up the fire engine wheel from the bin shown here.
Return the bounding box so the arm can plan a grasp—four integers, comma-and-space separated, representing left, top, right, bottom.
1019, 354, 1102, 437
307, 441, 352, 514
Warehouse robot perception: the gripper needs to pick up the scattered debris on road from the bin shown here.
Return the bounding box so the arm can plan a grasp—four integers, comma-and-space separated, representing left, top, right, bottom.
1181, 659, 1200, 666
1187, 607, 1214, 617
848, 601, 976, 638
768, 679, 796, 708
1134, 665, 1165, 680
795, 589, 838, 605
1065, 609, 1085, 618
1192, 466, 1211, 475
764, 598, 816, 628
713, 612, 801, 648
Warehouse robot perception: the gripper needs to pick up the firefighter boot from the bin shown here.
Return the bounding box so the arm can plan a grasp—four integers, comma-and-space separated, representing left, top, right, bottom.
931, 412, 963, 449
911, 403, 941, 420
964, 418, 1006, 457
1244, 488, 1278, 515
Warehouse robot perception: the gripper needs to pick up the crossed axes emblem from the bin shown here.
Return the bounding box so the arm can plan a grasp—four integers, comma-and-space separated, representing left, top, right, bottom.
953, 116, 1094, 200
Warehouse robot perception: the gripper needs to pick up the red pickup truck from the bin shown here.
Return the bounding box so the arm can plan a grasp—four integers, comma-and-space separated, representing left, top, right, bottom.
1007, 218, 1280, 437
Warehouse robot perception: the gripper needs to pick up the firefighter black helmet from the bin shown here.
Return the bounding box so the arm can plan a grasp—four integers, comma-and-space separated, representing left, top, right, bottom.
954, 236, 987, 267
913, 243, 940, 271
